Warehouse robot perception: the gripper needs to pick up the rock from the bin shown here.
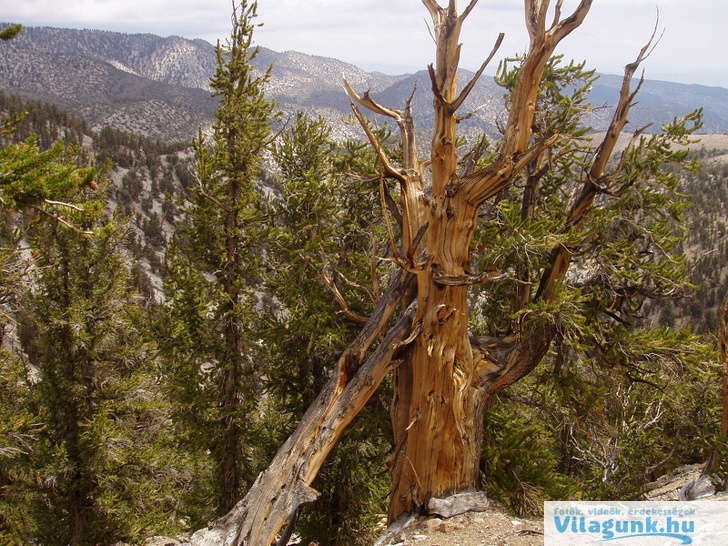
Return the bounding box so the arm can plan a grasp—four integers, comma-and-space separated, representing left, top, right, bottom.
427, 491, 490, 518
679, 474, 716, 500
143, 538, 185, 546
424, 517, 444, 531
373, 513, 417, 546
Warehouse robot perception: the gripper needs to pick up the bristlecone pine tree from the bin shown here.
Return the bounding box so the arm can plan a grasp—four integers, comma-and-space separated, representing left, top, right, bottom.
160, 0, 275, 519
191, 1, 702, 544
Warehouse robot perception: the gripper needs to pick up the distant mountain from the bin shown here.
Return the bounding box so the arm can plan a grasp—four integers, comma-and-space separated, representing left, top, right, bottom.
590, 75, 728, 133
1, 24, 726, 142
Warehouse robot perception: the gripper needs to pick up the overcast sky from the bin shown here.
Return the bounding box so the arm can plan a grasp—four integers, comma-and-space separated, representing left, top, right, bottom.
5, 0, 726, 87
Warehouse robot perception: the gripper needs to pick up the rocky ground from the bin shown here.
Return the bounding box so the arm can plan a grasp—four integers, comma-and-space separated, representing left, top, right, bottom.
369, 464, 728, 546
142, 464, 728, 546
374, 501, 544, 546
145, 464, 728, 546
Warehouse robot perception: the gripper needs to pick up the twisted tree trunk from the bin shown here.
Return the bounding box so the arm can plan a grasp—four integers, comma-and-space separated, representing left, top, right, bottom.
387, 0, 591, 521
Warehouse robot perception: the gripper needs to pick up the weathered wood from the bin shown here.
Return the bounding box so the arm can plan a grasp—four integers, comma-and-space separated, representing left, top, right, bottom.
535, 27, 659, 304
679, 474, 716, 501
470, 26, 662, 401
189, 272, 417, 546
195, 1, 605, 541
388, 0, 590, 521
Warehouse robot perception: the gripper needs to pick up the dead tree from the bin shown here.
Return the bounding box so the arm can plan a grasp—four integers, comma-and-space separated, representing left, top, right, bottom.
189, 1, 670, 543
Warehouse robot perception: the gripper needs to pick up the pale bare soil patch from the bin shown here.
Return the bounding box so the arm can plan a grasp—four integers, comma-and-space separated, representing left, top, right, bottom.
381, 502, 544, 546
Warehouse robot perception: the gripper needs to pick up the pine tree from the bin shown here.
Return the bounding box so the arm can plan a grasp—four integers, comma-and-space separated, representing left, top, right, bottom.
1, 100, 97, 339
0, 102, 104, 542
159, 0, 275, 519
0, 24, 21, 41
1, 190, 183, 544
265, 112, 394, 542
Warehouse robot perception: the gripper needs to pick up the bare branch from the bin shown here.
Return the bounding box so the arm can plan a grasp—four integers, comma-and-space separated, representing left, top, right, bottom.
451, 32, 504, 113
191, 284, 418, 545
432, 269, 522, 287
368, 235, 380, 302
456, 102, 489, 123
379, 175, 405, 267
346, 98, 406, 183
343, 79, 402, 121
590, 20, 659, 181
460, 0, 479, 21
34, 207, 93, 235
612, 123, 652, 179
422, 0, 442, 23
549, 0, 593, 43
43, 199, 84, 211
427, 64, 447, 106
465, 134, 560, 205
632, 9, 663, 67
320, 253, 369, 324
406, 84, 417, 110
381, 181, 403, 227
551, 0, 564, 30
524, 0, 548, 40
424, 17, 437, 44
197, 185, 231, 212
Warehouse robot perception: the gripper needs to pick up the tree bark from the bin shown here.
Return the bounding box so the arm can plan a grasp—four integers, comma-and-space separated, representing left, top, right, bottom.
58, 244, 89, 546
221, 158, 242, 513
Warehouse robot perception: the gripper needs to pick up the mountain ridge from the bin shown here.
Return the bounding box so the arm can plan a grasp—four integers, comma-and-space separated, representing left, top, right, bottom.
2, 24, 726, 141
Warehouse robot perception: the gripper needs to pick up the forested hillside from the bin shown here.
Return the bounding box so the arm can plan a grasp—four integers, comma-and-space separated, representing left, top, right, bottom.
1, 70, 727, 546
1, 2, 728, 544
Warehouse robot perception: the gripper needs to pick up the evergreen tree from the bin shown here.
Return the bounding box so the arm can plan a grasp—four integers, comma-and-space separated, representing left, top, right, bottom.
159, 0, 275, 519
1, 103, 97, 336
1, 191, 182, 544
266, 112, 393, 543
0, 24, 21, 41
0, 123, 97, 217
0, 101, 105, 543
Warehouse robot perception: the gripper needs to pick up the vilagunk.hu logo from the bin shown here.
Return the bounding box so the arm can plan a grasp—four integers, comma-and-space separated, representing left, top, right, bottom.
545, 502, 728, 545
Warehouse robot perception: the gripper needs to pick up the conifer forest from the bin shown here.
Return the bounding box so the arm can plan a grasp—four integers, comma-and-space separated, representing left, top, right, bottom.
1, 1, 728, 545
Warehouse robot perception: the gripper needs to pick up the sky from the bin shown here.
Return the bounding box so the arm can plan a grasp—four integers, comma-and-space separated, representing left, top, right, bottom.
4, 0, 727, 88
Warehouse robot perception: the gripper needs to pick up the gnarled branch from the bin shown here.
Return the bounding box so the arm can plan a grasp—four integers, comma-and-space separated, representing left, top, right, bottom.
345, 97, 406, 183
464, 134, 561, 205
189, 295, 418, 546
451, 32, 504, 113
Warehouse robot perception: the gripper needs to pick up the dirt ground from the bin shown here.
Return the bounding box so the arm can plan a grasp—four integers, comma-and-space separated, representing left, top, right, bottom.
374, 500, 543, 546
